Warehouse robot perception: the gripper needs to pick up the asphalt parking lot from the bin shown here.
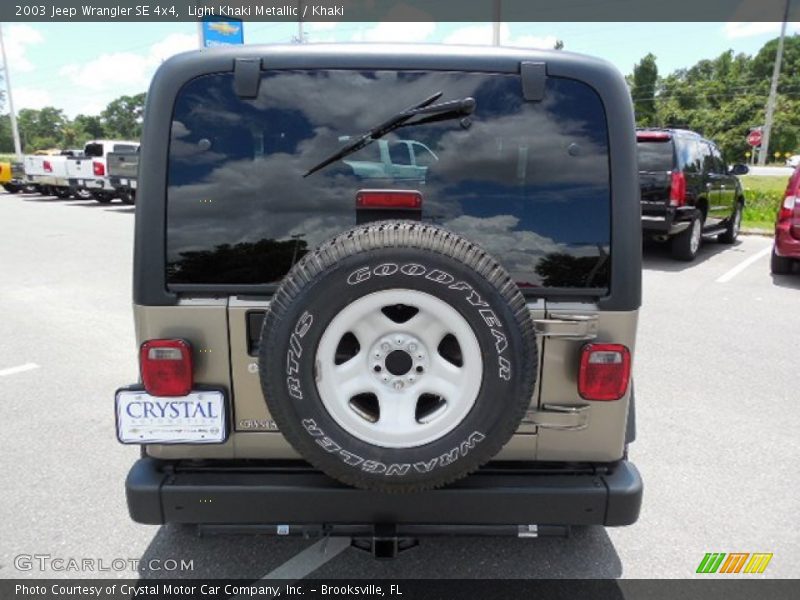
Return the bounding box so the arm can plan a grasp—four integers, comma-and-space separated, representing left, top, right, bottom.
1, 190, 798, 580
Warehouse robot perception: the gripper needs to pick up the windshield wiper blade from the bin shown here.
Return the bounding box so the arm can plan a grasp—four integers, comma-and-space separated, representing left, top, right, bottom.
303, 92, 475, 178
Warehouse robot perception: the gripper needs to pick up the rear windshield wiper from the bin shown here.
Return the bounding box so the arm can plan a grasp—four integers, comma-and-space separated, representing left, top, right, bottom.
304, 91, 476, 177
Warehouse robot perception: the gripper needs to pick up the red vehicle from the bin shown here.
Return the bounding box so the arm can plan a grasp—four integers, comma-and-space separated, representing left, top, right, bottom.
772, 164, 800, 274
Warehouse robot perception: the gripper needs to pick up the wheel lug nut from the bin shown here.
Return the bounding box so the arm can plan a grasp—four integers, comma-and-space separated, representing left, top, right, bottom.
393, 381, 404, 390
408, 343, 417, 352
381, 342, 391, 352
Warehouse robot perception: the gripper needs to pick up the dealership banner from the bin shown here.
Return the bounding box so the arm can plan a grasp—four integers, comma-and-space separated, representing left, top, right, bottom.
4, 0, 800, 22
200, 18, 245, 47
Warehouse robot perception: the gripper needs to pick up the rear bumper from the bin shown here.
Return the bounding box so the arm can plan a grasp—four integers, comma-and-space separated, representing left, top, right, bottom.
126, 458, 643, 528
641, 205, 693, 235
109, 176, 137, 189
774, 224, 800, 258
82, 178, 114, 191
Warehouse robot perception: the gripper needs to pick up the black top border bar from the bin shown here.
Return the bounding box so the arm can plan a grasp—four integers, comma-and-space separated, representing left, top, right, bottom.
4, 0, 800, 23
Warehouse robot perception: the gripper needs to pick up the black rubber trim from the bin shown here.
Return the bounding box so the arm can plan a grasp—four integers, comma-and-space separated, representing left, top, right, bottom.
125, 458, 643, 527
233, 58, 261, 98
520, 61, 547, 101
134, 45, 641, 312
126, 458, 167, 524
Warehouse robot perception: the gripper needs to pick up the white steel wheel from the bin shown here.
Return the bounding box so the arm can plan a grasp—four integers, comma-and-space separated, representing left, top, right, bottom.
690, 218, 702, 255
315, 289, 483, 449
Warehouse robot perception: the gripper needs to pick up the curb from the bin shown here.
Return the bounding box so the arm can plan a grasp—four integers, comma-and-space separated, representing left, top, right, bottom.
741, 228, 773, 238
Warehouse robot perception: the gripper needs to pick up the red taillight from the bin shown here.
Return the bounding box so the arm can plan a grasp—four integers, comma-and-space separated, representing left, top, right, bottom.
140, 339, 193, 397
356, 190, 422, 209
43, 160, 52, 173
669, 171, 686, 207
779, 172, 800, 221
578, 343, 631, 401
93, 161, 105, 176
636, 132, 671, 141
778, 195, 797, 222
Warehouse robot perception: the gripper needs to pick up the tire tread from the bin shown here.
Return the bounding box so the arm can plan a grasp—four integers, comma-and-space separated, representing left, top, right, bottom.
260, 221, 537, 493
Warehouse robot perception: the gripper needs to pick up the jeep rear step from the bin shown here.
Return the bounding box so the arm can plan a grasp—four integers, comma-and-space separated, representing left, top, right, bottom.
127, 458, 642, 527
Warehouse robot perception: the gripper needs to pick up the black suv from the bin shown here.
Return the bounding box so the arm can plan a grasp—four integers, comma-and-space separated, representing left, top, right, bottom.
637, 128, 748, 260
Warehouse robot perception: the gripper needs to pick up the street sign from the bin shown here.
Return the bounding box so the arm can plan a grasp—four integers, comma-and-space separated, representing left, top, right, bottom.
747, 129, 762, 147
201, 18, 244, 48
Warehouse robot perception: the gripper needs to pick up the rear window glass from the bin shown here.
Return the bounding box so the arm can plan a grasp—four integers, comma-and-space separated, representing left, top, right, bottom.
637, 140, 674, 172
113, 144, 138, 153
167, 70, 611, 290
85, 143, 103, 157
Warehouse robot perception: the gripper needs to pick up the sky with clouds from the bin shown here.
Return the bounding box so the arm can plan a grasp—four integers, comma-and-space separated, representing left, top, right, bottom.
1, 20, 798, 118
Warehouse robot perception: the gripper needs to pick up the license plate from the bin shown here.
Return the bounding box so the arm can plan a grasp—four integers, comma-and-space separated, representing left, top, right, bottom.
115, 389, 227, 444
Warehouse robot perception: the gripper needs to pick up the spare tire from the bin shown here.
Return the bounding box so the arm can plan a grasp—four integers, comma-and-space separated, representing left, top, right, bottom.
259, 222, 537, 492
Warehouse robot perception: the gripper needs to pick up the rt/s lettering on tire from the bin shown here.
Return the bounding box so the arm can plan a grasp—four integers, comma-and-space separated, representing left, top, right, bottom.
260, 222, 538, 493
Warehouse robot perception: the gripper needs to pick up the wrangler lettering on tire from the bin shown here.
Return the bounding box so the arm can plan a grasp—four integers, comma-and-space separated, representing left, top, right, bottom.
260, 222, 537, 492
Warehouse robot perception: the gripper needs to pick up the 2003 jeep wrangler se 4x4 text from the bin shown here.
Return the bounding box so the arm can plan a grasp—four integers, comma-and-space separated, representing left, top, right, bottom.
118, 44, 643, 547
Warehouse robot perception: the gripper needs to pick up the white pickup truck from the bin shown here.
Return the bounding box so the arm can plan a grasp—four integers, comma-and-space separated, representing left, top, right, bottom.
24, 149, 83, 198
74, 139, 139, 203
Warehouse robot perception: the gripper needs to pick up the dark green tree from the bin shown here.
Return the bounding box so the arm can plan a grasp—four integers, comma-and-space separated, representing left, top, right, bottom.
0, 114, 14, 152
72, 114, 106, 141
101, 93, 145, 139
631, 53, 659, 126
17, 107, 68, 151
628, 36, 800, 161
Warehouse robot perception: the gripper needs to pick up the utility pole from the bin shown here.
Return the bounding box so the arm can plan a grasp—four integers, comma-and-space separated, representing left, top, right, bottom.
296, 1, 305, 43
0, 23, 23, 160
759, 0, 791, 166
492, 0, 501, 46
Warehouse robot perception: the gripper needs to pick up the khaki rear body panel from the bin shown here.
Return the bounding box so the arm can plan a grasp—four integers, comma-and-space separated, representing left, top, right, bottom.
535, 304, 638, 462
228, 297, 543, 461
138, 300, 634, 463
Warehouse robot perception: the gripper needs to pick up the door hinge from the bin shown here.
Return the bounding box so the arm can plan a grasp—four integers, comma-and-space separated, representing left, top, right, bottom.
522, 404, 590, 431
533, 313, 598, 340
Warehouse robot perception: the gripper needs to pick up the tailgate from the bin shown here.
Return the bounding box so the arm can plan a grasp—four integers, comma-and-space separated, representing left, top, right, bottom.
50, 156, 69, 177
24, 156, 44, 176
534, 301, 637, 462
67, 157, 93, 178
225, 297, 544, 461
639, 171, 671, 211
107, 152, 139, 178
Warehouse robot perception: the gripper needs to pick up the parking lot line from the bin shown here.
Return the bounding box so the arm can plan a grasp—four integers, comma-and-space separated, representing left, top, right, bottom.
0, 363, 39, 377
256, 536, 351, 582
715, 245, 772, 283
